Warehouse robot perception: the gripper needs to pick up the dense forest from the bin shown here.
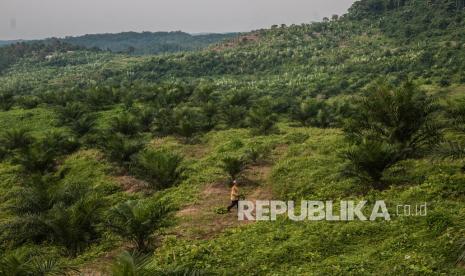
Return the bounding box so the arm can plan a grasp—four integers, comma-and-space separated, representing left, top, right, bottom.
1, 0, 465, 274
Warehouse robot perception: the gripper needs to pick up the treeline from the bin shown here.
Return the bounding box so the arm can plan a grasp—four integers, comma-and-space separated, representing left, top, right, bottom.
349, 0, 465, 40
60, 31, 238, 55
349, 0, 465, 18
0, 39, 87, 74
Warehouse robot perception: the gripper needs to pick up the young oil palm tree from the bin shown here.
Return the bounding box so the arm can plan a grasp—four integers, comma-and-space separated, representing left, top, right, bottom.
220, 156, 247, 181
134, 106, 156, 132
0, 213, 50, 247
15, 144, 57, 173
0, 146, 6, 160
0, 248, 36, 276
0, 128, 33, 153
106, 199, 173, 252
5, 174, 54, 216
343, 81, 443, 188
0, 247, 76, 276
342, 139, 400, 190
70, 114, 96, 136
245, 143, 270, 165
11, 131, 77, 174
44, 197, 105, 257
172, 106, 211, 141
0, 91, 14, 111
132, 149, 184, 190
103, 134, 144, 165
345, 81, 442, 153
109, 251, 206, 276
110, 113, 141, 137
56, 102, 96, 136
39, 131, 79, 157
56, 102, 89, 125
291, 98, 326, 127
247, 97, 278, 135
110, 251, 152, 276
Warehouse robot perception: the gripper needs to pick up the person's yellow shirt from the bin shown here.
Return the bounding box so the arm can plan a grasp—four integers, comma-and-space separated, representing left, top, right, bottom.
230, 185, 239, 201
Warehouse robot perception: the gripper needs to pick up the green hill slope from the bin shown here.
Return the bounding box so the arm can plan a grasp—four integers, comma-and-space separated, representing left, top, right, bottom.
2, 0, 464, 96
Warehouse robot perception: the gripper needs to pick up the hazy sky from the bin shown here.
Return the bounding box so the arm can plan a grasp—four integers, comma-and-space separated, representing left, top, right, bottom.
1, 0, 355, 40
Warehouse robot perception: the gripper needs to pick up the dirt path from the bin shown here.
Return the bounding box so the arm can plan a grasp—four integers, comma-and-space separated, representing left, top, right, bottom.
172, 164, 274, 239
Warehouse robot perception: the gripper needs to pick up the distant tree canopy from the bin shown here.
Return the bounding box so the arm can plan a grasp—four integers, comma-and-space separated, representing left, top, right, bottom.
59, 31, 239, 55
348, 0, 465, 23
0, 39, 85, 74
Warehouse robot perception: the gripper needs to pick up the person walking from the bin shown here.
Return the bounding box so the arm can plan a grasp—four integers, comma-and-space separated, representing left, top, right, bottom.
227, 180, 240, 212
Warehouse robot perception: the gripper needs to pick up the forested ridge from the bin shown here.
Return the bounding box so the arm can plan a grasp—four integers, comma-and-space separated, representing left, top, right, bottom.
59, 31, 239, 55
1, 0, 465, 274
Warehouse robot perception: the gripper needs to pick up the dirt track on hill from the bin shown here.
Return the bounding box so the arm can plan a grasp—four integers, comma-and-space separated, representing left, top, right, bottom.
173, 164, 274, 239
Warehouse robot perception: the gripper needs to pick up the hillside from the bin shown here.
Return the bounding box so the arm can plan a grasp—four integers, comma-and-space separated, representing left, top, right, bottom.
2, 0, 464, 96
0, 32, 237, 74
1, 0, 465, 275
